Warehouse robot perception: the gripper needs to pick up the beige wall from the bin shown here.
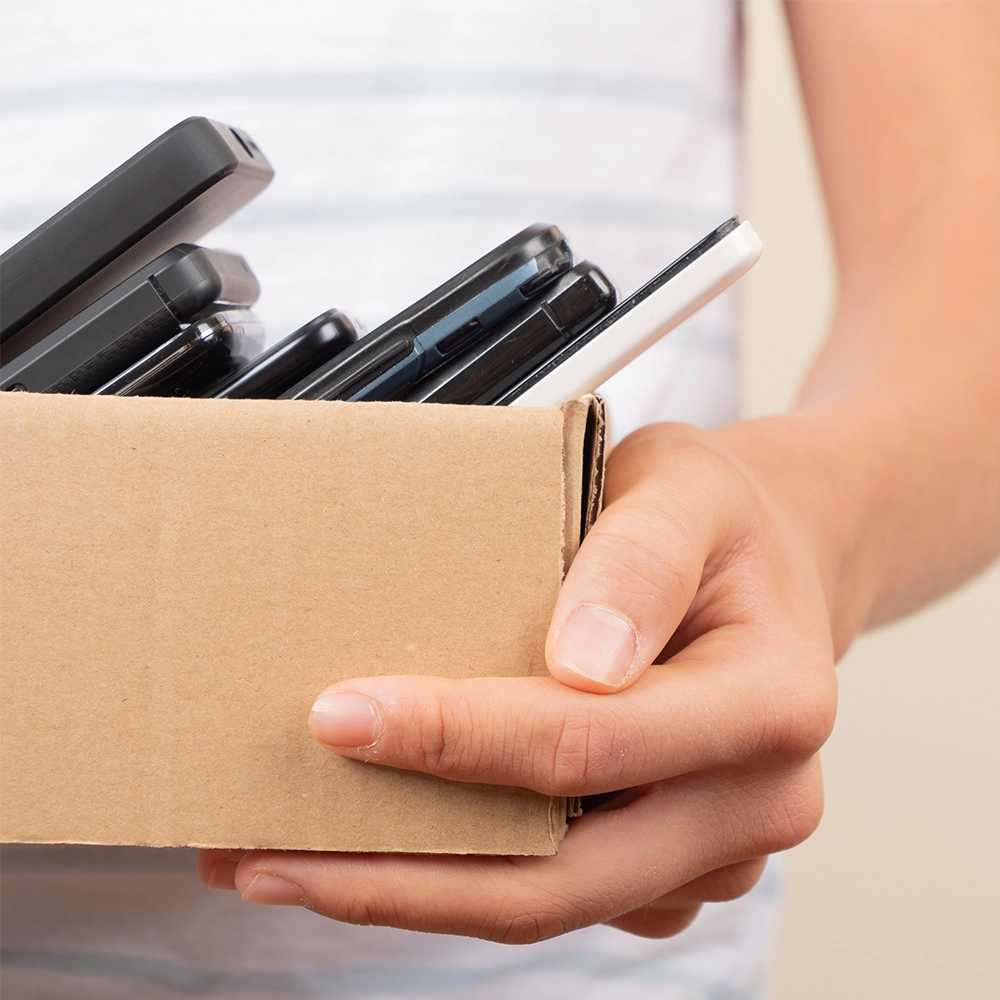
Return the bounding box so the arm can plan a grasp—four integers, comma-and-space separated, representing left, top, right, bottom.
741, 3, 1000, 998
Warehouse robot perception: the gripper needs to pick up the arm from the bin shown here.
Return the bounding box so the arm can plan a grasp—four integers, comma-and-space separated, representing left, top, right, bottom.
199, 2, 1000, 939
781, 0, 1000, 636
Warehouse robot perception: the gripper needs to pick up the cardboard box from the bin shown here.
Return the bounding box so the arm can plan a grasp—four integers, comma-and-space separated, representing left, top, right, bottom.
0, 392, 604, 856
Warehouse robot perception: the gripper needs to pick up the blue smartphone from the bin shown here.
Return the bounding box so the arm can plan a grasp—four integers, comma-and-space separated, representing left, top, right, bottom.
279, 224, 572, 402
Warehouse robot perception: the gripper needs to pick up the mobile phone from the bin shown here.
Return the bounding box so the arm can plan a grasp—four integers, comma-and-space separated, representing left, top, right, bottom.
403, 262, 616, 405
204, 309, 362, 400
279, 224, 573, 402
1, 117, 273, 357
499, 218, 762, 407
93, 310, 264, 397
0, 246, 259, 395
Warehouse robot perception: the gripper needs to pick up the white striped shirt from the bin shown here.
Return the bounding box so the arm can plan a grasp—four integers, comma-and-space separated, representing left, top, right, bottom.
0, 2, 779, 997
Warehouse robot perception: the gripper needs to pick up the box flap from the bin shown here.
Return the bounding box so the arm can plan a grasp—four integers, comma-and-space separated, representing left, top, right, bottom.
555, 394, 607, 830
580, 394, 607, 540
557, 394, 606, 567
0, 393, 601, 856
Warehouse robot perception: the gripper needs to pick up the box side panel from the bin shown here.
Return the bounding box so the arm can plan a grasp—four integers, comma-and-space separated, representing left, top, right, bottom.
0, 395, 570, 855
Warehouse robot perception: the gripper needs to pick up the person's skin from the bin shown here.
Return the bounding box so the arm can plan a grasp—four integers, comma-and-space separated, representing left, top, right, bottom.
199, 1, 1000, 941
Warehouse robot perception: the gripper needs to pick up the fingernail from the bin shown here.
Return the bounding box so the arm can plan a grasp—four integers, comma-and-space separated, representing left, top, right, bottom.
205, 859, 239, 890
241, 873, 310, 907
309, 691, 382, 749
552, 604, 638, 687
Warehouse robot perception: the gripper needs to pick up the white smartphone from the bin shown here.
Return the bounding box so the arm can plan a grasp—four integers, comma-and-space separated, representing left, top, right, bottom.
499, 218, 762, 407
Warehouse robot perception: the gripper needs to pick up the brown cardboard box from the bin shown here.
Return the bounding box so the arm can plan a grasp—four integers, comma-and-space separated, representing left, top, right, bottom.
0, 392, 604, 856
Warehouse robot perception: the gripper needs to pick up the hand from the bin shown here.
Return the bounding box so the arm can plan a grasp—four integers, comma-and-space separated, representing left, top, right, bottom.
198, 419, 838, 942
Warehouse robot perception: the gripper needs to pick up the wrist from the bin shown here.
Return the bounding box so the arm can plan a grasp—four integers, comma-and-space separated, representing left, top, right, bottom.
711, 402, 890, 656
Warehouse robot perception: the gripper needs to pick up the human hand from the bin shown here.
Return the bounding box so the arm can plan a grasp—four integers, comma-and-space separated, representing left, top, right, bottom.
198, 419, 839, 941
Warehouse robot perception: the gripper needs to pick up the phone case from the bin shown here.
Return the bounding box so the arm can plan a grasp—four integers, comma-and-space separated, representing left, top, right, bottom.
0, 246, 259, 395
279, 224, 573, 402
204, 309, 362, 400
403, 262, 616, 405
1, 117, 272, 356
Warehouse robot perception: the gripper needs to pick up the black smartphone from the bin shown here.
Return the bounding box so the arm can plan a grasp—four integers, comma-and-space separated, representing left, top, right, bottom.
93, 310, 264, 397
1, 117, 273, 357
279, 224, 572, 402
203, 309, 362, 400
402, 262, 616, 405
0, 245, 259, 395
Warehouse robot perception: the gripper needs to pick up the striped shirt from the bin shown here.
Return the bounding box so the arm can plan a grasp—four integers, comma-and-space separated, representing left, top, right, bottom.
0, 2, 779, 997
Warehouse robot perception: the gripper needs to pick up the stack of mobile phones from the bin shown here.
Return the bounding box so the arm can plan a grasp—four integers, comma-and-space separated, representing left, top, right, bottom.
270, 216, 761, 407
2, 116, 762, 406
2, 118, 298, 399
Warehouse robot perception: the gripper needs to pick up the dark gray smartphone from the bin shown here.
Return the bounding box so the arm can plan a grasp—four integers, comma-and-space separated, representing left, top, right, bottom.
402, 262, 616, 405
1, 118, 273, 358
0, 245, 259, 395
279, 224, 573, 402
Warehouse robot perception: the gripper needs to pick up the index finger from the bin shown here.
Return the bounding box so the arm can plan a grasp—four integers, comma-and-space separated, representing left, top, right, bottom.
306, 621, 834, 796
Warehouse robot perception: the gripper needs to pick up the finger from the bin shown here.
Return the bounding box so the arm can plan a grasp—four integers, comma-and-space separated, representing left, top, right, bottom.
644, 857, 768, 908
601, 856, 767, 938
307, 623, 835, 795
603, 906, 702, 939
545, 426, 755, 692
230, 758, 822, 943
196, 849, 248, 890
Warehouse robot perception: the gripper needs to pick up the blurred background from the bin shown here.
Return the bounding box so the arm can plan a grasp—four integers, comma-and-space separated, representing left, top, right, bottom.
742, 3, 1000, 998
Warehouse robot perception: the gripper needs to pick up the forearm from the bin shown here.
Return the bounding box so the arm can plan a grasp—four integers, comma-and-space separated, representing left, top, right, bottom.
731, 1, 1000, 651
716, 377, 1000, 659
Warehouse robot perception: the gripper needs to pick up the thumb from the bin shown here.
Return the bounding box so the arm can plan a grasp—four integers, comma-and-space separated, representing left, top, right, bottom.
545, 428, 748, 693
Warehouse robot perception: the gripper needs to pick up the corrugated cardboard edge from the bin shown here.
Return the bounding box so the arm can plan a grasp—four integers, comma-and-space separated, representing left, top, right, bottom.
558, 394, 606, 572
581, 394, 607, 540
552, 394, 608, 843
